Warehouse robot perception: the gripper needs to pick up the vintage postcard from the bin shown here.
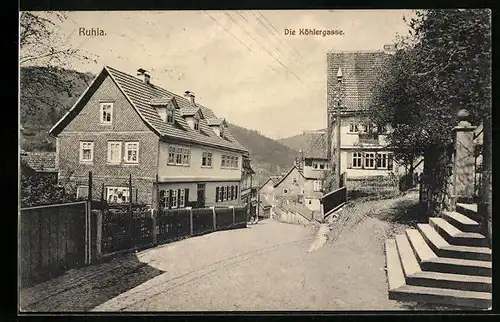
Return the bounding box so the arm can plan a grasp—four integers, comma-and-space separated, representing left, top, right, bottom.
19, 9, 491, 312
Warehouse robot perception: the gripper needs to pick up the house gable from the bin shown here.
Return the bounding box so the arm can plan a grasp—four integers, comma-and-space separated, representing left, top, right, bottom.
273, 166, 306, 189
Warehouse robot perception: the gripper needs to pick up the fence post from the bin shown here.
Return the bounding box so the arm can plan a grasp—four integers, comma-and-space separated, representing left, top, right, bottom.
210, 206, 216, 231
229, 205, 235, 225
93, 210, 102, 260
186, 207, 193, 235
151, 209, 157, 245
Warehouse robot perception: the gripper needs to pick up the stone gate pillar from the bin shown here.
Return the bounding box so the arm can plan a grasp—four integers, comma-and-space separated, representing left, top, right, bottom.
452, 109, 477, 202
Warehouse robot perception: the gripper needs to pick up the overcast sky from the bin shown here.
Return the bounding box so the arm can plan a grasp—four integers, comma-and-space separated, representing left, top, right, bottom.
46, 10, 414, 139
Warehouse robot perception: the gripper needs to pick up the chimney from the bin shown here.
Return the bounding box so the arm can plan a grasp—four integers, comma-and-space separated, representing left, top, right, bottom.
184, 91, 196, 106
383, 44, 396, 55
137, 68, 151, 84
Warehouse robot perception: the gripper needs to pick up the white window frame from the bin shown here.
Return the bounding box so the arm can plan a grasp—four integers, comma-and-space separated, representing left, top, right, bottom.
202, 152, 213, 167
352, 152, 363, 169
167, 145, 190, 166
365, 152, 376, 169
79, 141, 94, 163
106, 186, 130, 204
313, 180, 322, 192
377, 152, 389, 169
171, 189, 178, 208
76, 185, 89, 199
107, 141, 122, 164
100, 102, 113, 124
124, 142, 139, 164
166, 108, 175, 124
221, 154, 238, 169
179, 189, 185, 207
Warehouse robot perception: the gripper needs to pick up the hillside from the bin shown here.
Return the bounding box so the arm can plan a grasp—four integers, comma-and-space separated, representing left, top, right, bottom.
20, 67, 296, 184
278, 129, 327, 152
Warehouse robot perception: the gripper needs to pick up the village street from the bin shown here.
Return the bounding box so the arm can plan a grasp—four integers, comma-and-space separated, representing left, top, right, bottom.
21, 191, 451, 312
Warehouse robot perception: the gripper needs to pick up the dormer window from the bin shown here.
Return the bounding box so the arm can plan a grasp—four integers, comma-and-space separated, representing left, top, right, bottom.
166, 109, 175, 124
220, 125, 225, 138
194, 118, 199, 131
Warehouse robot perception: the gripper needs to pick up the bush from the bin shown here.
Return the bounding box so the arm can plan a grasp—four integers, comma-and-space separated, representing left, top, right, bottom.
20, 171, 75, 208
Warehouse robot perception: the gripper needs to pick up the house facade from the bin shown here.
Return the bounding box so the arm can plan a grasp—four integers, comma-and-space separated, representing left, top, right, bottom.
272, 165, 307, 204
326, 45, 407, 178
49, 66, 250, 209
299, 131, 330, 212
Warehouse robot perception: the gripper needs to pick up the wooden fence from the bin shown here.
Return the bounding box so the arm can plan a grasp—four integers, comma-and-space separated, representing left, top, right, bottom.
320, 186, 347, 218
98, 205, 248, 257
19, 201, 89, 288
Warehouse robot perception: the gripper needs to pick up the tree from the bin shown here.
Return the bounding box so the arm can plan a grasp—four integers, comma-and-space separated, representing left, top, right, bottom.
369, 9, 491, 217
20, 11, 97, 117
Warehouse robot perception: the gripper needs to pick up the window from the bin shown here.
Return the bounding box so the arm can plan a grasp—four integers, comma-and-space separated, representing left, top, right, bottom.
349, 122, 359, 133
313, 162, 319, 169
352, 152, 362, 168
100, 103, 113, 124
107, 141, 122, 164
292, 177, 298, 185
226, 186, 230, 200
194, 118, 199, 130
79, 141, 94, 162
365, 152, 376, 169
202, 152, 212, 167
170, 189, 177, 208
377, 153, 389, 169
222, 186, 227, 201
179, 189, 185, 207
125, 142, 139, 163
319, 163, 325, 170
106, 186, 130, 204
283, 188, 288, 194
168, 145, 190, 166
314, 180, 322, 192
76, 185, 89, 199
221, 155, 238, 169
231, 186, 235, 200
220, 125, 225, 138
166, 109, 175, 124
235, 186, 238, 199
215, 187, 220, 202
219, 187, 224, 202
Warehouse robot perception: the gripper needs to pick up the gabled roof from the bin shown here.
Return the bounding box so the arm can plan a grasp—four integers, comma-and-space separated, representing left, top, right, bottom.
303, 131, 328, 160
49, 66, 248, 153
273, 165, 306, 188
20, 151, 57, 172
180, 106, 200, 116
327, 50, 389, 112
149, 96, 176, 106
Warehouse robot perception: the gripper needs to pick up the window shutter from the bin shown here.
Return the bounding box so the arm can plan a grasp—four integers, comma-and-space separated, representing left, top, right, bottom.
131, 187, 137, 203
185, 188, 189, 206
215, 187, 219, 202
168, 189, 173, 208
347, 152, 352, 169
388, 153, 394, 170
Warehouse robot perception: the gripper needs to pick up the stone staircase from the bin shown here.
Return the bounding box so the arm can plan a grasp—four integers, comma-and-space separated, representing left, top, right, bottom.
385, 202, 492, 309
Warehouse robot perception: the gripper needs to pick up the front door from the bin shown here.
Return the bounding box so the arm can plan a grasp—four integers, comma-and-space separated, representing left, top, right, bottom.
197, 183, 205, 208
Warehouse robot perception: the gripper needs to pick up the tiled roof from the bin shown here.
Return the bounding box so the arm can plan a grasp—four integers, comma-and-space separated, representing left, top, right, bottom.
206, 118, 225, 126
302, 131, 327, 160
327, 50, 389, 112
50, 66, 248, 153
180, 106, 200, 116
105, 66, 247, 152
149, 97, 173, 106
273, 165, 305, 188
20, 152, 57, 172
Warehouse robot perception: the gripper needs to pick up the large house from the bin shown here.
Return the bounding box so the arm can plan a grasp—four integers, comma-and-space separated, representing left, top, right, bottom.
49, 66, 250, 209
326, 45, 411, 177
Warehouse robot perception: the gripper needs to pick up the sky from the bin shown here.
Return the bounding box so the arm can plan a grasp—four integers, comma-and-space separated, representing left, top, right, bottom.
29, 10, 415, 139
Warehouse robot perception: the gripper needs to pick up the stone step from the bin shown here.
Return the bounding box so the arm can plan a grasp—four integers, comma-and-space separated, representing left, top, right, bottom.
441, 211, 480, 233
429, 217, 487, 247
386, 237, 492, 308
405, 229, 491, 279
418, 224, 491, 261
389, 285, 491, 309
456, 203, 480, 222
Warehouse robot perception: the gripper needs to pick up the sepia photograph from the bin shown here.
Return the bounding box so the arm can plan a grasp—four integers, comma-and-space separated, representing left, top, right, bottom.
18, 9, 491, 312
